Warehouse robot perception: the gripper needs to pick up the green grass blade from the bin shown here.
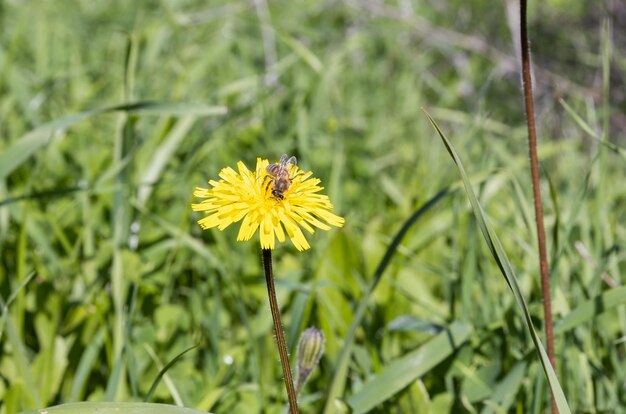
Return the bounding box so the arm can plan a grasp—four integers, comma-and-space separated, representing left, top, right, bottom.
558, 98, 601, 139
136, 116, 196, 206
115, 101, 227, 116
143, 344, 199, 403
104, 354, 125, 402
133, 202, 221, 268
0, 110, 101, 180
0, 186, 84, 207
481, 361, 527, 414
424, 109, 572, 413
18, 402, 212, 414
0, 272, 35, 341
323, 188, 451, 413
2, 308, 41, 407
68, 327, 106, 402
109, 110, 133, 400
559, 98, 626, 161
554, 285, 626, 335
347, 321, 471, 413
278, 33, 323, 73
0, 102, 226, 180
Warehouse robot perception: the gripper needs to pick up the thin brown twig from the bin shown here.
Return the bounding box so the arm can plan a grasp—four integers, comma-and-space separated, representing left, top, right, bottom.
519, 1, 557, 413
262, 249, 299, 414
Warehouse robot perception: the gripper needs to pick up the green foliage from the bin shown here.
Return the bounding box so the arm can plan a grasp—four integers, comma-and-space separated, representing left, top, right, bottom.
1, 1, 624, 413
19, 402, 210, 414
425, 111, 571, 412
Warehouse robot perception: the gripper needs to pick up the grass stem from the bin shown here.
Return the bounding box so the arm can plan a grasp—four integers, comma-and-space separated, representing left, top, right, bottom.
519, 1, 557, 412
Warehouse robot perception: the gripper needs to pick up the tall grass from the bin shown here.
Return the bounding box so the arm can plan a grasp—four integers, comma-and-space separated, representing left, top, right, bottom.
1, 1, 625, 413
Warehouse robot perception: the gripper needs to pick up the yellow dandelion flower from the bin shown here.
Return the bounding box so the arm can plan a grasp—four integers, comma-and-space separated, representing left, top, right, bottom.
192, 157, 345, 251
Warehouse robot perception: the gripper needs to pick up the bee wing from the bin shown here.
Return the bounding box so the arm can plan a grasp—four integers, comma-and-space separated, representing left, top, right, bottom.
278, 154, 297, 166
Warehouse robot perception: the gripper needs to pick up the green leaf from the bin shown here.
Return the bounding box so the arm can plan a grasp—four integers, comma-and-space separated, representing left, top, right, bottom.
19, 402, 212, 414
347, 321, 471, 414
423, 109, 572, 413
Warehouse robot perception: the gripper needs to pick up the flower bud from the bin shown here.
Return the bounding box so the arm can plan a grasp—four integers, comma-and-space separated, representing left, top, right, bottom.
296, 327, 325, 394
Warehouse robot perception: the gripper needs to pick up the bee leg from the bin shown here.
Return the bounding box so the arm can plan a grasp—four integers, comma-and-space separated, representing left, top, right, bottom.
262, 176, 274, 195
289, 170, 305, 182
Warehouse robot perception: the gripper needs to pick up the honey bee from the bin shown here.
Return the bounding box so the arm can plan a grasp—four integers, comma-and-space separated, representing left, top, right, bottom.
266, 154, 297, 199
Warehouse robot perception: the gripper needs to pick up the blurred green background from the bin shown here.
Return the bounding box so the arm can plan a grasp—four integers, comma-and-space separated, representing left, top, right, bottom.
1, 0, 625, 413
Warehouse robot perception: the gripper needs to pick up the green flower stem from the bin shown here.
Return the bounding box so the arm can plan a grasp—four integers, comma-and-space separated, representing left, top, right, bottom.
262, 249, 299, 414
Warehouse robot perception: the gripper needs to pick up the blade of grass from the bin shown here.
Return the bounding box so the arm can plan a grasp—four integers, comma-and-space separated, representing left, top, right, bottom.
125, 284, 140, 398
0, 273, 38, 407
108, 34, 138, 400
19, 402, 212, 414
0, 269, 34, 341
346, 321, 471, 413
0, 102, 226, 181
122, 102, 227, 116
68, 327, 106, 401
104, 354, 125, 401
137, 116, 196, 206
554, 285, 626, 335
424, 109, 571, 413
559, 98, 626, 161
481, 361, 527, 414
323, 187, 451, 413
2, 307, 41, 407
143, 344, 199, 404
13, 213, 27, 339
558, 99, 601, 140
0, 186, 84, 207
598, 18, 611, 215
132, 202, 220, 268
278, 32, 323, 73
519, 4, 556, 410
135, 201, 266, 408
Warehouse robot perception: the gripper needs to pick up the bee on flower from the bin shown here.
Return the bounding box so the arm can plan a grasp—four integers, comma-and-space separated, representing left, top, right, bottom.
265, 154, 298, 200
192, 155, 344, 251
